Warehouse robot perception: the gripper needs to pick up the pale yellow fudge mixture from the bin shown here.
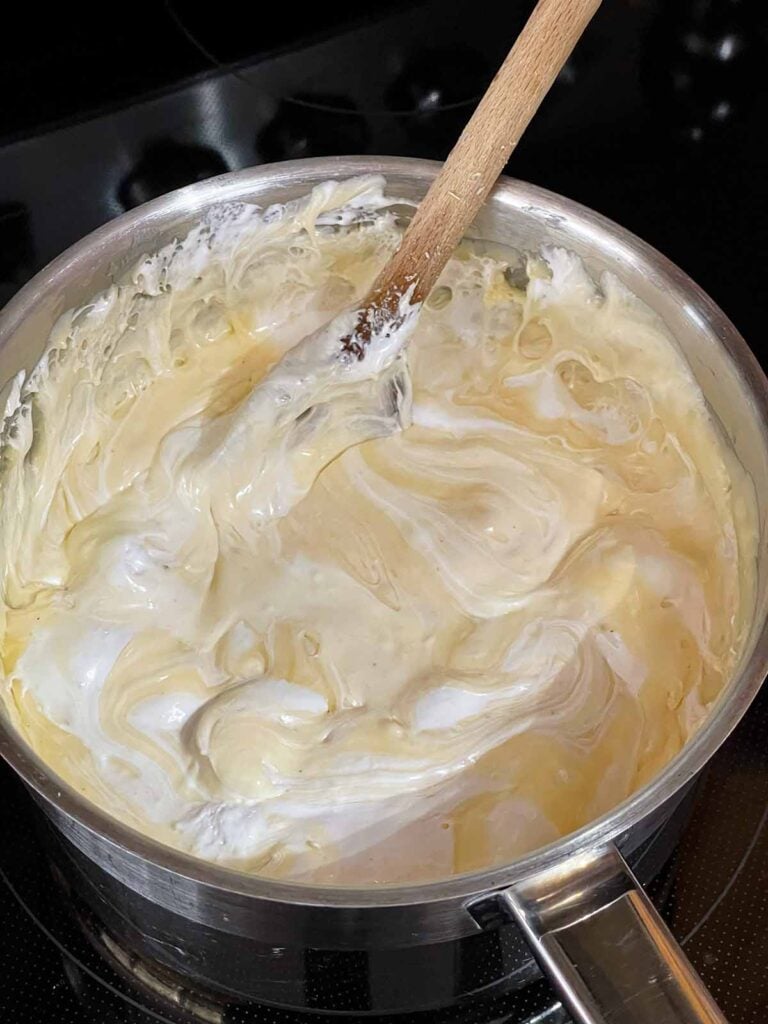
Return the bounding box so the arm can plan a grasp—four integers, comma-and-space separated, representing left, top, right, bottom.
0, 177, 751, 883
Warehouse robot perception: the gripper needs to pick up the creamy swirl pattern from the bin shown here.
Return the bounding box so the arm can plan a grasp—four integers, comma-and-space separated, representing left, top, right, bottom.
0, 177, 750, 883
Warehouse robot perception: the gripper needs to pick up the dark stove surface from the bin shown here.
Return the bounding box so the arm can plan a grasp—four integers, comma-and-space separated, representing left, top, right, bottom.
1, 1, 767, 1021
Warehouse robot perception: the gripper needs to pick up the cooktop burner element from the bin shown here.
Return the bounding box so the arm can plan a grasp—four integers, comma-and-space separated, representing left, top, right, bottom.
1, 1, 767, 1021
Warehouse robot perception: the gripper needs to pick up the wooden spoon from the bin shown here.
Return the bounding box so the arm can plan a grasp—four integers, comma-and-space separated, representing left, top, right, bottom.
341, 0, 602, 358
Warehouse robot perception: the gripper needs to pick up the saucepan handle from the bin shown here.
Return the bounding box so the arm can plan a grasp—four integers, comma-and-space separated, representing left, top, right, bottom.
471, 844, 727, 1024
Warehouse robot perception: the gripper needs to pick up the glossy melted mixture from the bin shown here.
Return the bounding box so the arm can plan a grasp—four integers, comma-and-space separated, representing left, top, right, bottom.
0, 178, 751, 883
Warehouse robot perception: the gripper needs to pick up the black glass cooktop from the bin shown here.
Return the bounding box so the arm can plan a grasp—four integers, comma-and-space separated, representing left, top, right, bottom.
1, 1, 767, 1021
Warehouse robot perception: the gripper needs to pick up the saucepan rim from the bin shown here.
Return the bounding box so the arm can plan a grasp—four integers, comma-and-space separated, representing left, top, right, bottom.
1, 155, 766, 909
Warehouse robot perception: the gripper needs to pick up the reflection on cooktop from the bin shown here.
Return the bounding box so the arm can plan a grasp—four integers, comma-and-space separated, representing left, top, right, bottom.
641, 0, 762, 143
384, 44, 491, 113
119, 140, 230, 210
257, 95, 370, 163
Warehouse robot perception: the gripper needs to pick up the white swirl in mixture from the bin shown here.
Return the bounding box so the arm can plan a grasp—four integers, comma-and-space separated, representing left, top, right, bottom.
0, 177, 750, 882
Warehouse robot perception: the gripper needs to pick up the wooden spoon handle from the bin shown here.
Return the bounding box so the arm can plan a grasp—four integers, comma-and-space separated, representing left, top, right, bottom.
369, 0, 601, 310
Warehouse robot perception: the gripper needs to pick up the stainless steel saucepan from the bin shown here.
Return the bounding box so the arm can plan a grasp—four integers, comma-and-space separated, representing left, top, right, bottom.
1, 156, 766, 1024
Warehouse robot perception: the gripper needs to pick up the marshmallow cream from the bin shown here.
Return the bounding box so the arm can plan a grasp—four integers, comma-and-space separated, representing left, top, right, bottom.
0, 177, 752, 883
